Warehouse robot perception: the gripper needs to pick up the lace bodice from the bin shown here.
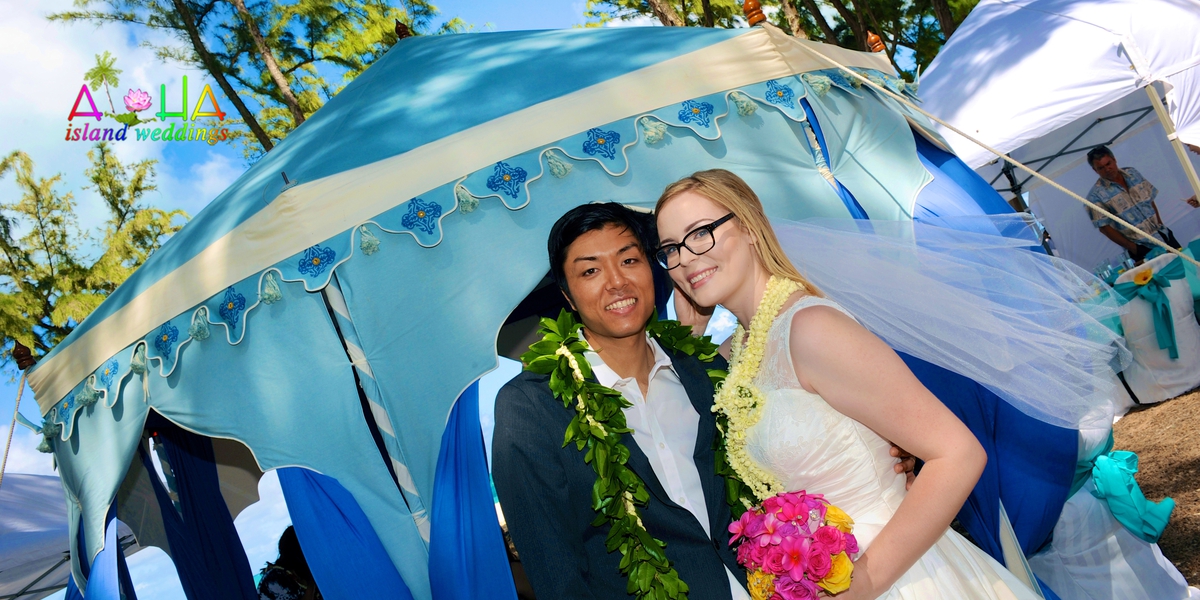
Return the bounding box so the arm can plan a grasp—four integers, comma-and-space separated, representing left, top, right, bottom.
743, 296, 908, 551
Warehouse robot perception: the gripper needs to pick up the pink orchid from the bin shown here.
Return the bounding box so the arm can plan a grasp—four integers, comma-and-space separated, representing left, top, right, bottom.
124, 89, 152, 113
729, 511, 750, 544
779, 536, 811, 581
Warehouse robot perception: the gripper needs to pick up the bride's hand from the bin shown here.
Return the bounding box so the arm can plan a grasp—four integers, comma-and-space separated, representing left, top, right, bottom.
824, 554, 878, 600
673, 284, 714, 332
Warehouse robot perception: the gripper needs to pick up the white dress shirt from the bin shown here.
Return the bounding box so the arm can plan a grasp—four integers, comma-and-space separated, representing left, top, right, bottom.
586, 334, 750, 600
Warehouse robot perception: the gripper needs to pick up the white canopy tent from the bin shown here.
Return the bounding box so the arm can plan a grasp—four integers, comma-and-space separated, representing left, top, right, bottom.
921, 0, 1200, 271
0, 474, 140, 600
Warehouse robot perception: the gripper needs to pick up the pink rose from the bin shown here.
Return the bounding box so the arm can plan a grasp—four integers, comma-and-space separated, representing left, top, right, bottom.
729, 510, 757, 544
813, 525, 844, 553
844, 532, 860, 556
748, 540, 771, 566
763, 495, 786, 515
807, 545, 833, 580
776, 574, 820, 600
762, 545, 788, 575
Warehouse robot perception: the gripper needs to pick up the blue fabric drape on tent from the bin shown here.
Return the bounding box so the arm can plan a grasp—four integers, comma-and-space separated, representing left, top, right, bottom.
801, 97, 870, 219
899, 353, 1073, 600
913, 134, 1014, 216
140, 416, 257, 600
71, 502, 137, 600
429, 382, 517, 600
278, 467, 414, 600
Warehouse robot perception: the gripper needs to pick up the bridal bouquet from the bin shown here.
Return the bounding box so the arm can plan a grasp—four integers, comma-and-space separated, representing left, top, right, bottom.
728, 491, 859, 599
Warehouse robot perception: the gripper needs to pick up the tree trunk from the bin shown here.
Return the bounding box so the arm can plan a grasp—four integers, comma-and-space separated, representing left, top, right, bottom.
104, 83, 116, 114
700, 0, 715, 27
780, 0, 808, 38
825, 0, 867, 50
931, 0, 958, 38
170, 0, 274, 152
646, 0, 685, 26
228, 0, 306, 127
800, 0, 838, 41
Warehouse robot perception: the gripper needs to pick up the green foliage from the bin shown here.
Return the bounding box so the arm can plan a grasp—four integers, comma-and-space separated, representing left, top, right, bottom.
0, 144, 187, 371
585, 0, 983, 80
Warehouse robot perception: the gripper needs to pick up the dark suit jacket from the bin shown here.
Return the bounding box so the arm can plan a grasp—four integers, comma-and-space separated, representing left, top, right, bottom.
493, 343, 743, 599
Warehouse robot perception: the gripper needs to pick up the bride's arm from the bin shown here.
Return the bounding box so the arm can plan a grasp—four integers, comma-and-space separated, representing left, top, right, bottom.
788, 305, 986, 599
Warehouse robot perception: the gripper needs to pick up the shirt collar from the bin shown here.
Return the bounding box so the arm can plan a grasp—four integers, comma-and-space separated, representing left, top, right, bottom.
583, 332, 675, 390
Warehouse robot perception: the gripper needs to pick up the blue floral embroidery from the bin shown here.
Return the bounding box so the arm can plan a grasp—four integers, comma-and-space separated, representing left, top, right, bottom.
218, 287, 247, 327
401, 198, 442, 235
298, 245, 337, 277
99, 358, 118, 389
678, 100, 715, 128
154, 322, 179, 356
583, 128, 620, 160
485, 162, 528, 199
765, 80, 797, 109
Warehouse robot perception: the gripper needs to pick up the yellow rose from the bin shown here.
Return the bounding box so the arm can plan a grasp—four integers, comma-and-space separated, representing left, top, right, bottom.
818, 551, 854, 594
824, 504, 855, 533
1133, 269, 1153, 286
746, 569, 775, 600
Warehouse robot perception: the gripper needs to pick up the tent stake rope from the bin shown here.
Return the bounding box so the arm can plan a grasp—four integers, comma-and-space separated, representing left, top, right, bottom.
0, 372, 26, 492
799, 44, 1200, 272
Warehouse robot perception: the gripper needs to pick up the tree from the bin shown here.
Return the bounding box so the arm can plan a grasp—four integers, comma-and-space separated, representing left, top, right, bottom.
0, 145, 187, 369
585, 0, 982, 79
50, 0, 466, 160
84, 51, 123, 114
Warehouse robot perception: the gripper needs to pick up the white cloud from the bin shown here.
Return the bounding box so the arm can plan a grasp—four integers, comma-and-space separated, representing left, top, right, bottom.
235, 469, 292, 574
0, 0, 245, 249
705, 306, 737, 344
603, 14, 662, 27
0, 423, 57, 476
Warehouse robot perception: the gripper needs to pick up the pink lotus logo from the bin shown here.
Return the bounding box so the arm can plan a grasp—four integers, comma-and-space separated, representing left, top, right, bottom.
124, 89, 151, 112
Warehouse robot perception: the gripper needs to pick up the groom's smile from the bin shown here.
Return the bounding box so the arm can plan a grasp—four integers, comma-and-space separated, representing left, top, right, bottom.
562, 224, 656, 343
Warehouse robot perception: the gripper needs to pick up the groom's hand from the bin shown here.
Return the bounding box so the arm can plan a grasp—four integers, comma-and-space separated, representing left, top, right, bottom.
890, 444, 917, 490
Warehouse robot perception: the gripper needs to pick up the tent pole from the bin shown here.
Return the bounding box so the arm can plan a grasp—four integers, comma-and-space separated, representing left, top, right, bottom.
1144, 85, 1200, 204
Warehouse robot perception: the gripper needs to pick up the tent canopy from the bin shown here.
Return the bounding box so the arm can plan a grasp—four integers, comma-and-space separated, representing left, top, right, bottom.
921, 0, 1200, 269
24, 23, 994, 597
921, 0, 1200, 169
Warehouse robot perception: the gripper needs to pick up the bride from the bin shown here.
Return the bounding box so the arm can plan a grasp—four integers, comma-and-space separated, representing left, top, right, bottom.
654, 169, 1042, 599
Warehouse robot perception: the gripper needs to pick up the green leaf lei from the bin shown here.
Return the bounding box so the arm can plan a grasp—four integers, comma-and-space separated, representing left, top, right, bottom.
520, 309, 755, 600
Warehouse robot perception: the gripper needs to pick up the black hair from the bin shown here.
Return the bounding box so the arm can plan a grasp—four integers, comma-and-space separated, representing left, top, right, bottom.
1086, 145, 1115, 167
547, 202, 658, 299
274, 525, 313, 582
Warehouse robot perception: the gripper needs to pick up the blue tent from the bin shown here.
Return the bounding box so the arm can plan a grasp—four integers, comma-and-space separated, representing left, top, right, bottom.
24, 22, 1065, 599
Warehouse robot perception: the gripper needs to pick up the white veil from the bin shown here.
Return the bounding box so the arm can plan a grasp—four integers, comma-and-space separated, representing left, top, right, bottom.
772, 214, 1130, 429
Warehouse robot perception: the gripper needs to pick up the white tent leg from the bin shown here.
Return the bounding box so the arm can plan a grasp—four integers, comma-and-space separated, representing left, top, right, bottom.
1145, 86, 1200, 205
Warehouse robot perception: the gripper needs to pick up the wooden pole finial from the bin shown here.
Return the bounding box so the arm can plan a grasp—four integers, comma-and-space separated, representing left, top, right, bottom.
395, 20, 412, 41
866, 31, 885, 52
12, 342, 35, 371
743, 0, 766, 26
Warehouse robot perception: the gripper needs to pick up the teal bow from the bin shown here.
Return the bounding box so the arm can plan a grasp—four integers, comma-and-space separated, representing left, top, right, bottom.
1090, 449, 1175, 542
1113, 257, 1186, 359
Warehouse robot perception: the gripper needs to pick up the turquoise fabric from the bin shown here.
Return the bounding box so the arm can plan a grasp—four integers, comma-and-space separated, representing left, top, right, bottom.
1070, 432, 1114, 499
1112, 256, 1186, 358
1090, 451, 1175, 543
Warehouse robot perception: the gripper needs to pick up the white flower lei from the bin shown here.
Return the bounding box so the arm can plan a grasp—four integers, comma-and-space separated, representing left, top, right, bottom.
712, 275, 802, 501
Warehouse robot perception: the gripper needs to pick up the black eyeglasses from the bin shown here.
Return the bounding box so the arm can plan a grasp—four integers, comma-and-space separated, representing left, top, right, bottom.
655, 213, 736, 270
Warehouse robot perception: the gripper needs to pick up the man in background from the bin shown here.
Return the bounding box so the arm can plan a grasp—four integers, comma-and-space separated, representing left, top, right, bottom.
1085, 145, 1194, 261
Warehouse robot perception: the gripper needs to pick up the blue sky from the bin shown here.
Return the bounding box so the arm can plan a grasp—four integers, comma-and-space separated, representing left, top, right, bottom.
0, 0, 737, 597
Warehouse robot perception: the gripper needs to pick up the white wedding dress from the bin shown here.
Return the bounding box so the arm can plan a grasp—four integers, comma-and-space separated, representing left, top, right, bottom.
743, 296, 1042, 600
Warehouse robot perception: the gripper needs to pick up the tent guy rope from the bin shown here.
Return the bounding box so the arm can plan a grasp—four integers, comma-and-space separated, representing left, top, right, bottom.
0, 372, 27, 492
798, 43, 1200, 272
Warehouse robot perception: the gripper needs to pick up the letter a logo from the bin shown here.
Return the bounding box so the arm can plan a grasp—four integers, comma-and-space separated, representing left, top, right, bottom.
68, 84, 103, 122
190, 84, 227, 121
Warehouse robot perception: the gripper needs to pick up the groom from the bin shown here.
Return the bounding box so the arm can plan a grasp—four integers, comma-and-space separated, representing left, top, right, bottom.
492, 203, 749, 599
492, 203, 910, 599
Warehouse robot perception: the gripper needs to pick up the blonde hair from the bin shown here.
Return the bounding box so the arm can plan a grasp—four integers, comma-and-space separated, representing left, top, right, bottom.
655, 169, 822, 297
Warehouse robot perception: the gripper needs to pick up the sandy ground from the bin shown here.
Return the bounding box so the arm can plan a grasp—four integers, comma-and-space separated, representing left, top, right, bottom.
1112, 389, 1200, 585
